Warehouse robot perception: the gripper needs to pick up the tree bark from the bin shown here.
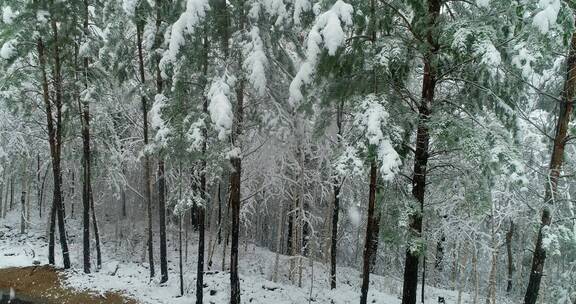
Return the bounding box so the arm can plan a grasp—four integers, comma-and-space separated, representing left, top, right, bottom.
80, 0, 92, 274
20, 188, 26, 234
360, 160, 378, 304
89, 184, 102, 269
524, 18, 576, 304
158, 160, 168, 283
401, 0, 440, 303
196, 24, 209, 304
330, 99, 344, 290
506, 220, 514, 293
153, 0, 168, 284
136, 20, 155, 279
230, 0, 245, 300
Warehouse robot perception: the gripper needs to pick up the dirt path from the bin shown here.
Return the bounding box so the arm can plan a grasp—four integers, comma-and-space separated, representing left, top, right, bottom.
0, 266, 137, 304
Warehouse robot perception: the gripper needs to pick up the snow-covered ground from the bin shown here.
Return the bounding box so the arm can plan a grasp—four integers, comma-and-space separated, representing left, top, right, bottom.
0, 210, 481, 303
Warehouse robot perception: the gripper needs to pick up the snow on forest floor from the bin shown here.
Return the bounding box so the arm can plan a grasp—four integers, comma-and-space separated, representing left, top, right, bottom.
0, 210, 501, 304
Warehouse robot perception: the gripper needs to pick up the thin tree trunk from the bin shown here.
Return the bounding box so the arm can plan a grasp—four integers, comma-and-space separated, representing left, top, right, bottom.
524, 18, 576, 304
229, 154, 242, 304
80, 0, 92, 274
0, 179, 3, 220
330, 99, 343, 290
401, 0, 440, 303
158, 160, 168, 283
136, 20, 155, 280
36, 155, 40, 217
360, 160, 378, 304
153, 0, 168, 283
179, 215, 184, 296
196, 25, 209, 304
20, 186, 26, 234
89, 184, 102, 269
10, 177, 13, 210
506, 220, 514, 293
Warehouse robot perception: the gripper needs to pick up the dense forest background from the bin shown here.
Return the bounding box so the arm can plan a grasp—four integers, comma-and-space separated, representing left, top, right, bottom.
0, 0, 575, 303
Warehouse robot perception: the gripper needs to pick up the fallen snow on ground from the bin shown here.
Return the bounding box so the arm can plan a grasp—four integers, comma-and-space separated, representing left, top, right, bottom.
1, 210, 481, 303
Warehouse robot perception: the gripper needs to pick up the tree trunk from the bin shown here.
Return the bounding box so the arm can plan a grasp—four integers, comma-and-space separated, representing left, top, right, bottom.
179, 215, 184, 296
158, 160, 168, 283
9, 177, 13, 210
506, 220, 514, 293
524, 19, 576, 304
80, 0, 92, 274
229, 0, 245, 297
330, 99, 343, 290
401, 1, 440, 303
136, 20, 155, 279
229, 154, 242, 304
36, 155, 41, 217
20, 187, 26, 234
40, 12, 71, 269
0, 180, 3, 219
360, 160, 378, 304
196, 25, 209, 304
90, 184, 102, 269
329, 184, 340, 289
154, 0, 168, 284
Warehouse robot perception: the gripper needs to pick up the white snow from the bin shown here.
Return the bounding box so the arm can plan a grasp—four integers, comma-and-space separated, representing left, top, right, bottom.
150, 93, 171, 145
476, 0, 490, 8
2, 6, 16, 24
289, 0, 354, 106
348, 205, 361, 227
532, 0, 561, 34
186, 118, 205, 151
208, 76, 234, 140
161, 0, 210, 69
0, 39, 16, 60
354, 95, 401, 180
293, 0, 311, 25
243, 27, 268, 96
122, 0, 139, 17
36, 10, 50, 23
0, 209, 476, 304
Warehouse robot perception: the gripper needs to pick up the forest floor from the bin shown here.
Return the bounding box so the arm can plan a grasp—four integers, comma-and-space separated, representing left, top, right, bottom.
0, 209, 499, 304
0, 266, 136, 303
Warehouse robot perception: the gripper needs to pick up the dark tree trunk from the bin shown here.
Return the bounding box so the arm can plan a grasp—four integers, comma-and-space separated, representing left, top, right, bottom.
89, 184, 102, 269
369, 214, 380, 270
330, 99, 344, 290
196, 26, 209, 304
154, 0, 168, 284
360, 160, 378, 304
81, 0, 92, 274
0, 180, 3, 219
230, 0, 245, 300
506, 220, 514, 293
524, 20, 576, 304
179, 216, 184, 296
329, 184, 340, 290
158, 160, 168, 283
20, 189, 26, 234
136, 20, 155, 279
287, 211, 293, 255
421, 253, 426, 304
217, 182, 222, 244
36, 155, 40, 215
401, 1, 440, 303
9, 177, 13, 210
229, 156, 241, 304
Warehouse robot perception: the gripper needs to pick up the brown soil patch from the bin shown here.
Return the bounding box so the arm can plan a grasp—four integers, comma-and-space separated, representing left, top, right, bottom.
0, 266, 137, 304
